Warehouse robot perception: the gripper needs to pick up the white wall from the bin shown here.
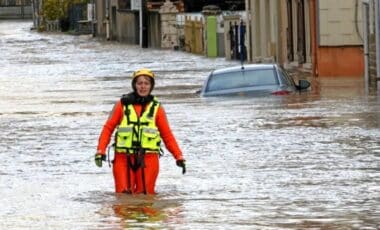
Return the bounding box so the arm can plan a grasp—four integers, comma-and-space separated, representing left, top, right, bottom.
318, 0, 363, 46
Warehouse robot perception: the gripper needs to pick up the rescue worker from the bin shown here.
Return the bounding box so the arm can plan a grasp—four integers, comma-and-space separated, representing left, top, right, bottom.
95, 68, 186, 194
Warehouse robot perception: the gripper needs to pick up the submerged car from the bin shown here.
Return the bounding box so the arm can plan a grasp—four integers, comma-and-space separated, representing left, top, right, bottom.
200, 64, 311, 97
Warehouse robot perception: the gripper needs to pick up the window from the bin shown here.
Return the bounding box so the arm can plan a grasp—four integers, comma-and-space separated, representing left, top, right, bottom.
278, 68, 295, 87
206, 69, 278, 92
251, 69, 278, 86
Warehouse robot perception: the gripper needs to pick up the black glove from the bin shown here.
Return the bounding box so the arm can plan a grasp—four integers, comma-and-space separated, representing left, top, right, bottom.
176, 160, 186, 174
95, 154, 106, 167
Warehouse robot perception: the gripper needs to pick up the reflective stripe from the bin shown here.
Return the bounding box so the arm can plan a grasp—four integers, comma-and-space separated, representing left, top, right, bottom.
143, 127, 158, 134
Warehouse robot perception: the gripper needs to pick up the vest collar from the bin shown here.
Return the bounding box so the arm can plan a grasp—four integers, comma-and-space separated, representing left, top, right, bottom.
121, 92, 154, 105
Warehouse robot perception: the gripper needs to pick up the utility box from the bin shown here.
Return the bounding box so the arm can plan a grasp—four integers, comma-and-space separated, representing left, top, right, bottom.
206, 16, 218, 57
202, 5, 222, 58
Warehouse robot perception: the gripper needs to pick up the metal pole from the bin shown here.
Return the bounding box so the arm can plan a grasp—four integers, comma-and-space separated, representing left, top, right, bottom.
239, 20, 246, 66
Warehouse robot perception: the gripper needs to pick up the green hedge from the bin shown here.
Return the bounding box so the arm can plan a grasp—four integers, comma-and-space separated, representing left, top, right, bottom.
43, 0, 89, 20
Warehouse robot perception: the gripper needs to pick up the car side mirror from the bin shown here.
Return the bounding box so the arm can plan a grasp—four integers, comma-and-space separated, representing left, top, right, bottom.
297, 79, 311, 90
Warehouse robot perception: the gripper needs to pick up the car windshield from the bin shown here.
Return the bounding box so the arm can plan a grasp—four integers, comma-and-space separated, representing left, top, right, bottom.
206, 69, 278, 92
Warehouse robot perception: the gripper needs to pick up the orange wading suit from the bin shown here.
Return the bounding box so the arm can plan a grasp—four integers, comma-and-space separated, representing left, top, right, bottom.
97, 99, 184, 194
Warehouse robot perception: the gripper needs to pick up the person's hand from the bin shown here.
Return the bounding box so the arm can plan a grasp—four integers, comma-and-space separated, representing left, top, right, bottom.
95, 153, 106, 167
176, 159, 186, 174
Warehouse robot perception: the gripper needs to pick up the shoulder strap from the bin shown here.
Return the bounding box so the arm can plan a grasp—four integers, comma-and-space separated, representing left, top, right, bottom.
147, 99, 159, 118
120, 95, 132, 124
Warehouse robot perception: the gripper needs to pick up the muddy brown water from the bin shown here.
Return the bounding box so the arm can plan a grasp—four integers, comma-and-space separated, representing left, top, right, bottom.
0, 21, 379, 229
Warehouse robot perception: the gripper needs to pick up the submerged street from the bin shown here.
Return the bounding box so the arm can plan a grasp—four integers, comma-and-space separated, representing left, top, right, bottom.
0, 20, 379, 229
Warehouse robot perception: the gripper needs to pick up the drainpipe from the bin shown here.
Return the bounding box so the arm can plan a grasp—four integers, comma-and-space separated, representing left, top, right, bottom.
362, 0, 369, 92
376, 0, 380, 79
355, 0, 364, 42
105, 0, 110, 40
139, 0, 143, 47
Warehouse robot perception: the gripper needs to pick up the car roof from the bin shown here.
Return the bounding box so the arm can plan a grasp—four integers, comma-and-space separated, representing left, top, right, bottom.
211, 63, 278, 75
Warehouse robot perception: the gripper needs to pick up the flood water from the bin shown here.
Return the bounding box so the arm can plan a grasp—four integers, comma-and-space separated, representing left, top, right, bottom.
1, 21, 379, 229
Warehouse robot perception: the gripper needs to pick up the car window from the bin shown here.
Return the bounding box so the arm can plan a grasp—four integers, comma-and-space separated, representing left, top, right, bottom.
206, 71, 243, 91
250, 69, 278, 85
206, 69, 277, 92
278, 68, 296, 86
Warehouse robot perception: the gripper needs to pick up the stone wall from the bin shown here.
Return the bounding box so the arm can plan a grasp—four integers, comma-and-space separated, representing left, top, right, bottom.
159, 0, 178, 49
368, 34, 377, 81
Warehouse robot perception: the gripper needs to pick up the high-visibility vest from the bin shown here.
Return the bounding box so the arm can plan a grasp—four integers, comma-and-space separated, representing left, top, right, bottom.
115, 100, 161, 153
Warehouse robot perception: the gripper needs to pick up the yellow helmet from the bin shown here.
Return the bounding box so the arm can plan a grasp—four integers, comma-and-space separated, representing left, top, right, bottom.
131, 68, 155, 92
132, 68, 155, 79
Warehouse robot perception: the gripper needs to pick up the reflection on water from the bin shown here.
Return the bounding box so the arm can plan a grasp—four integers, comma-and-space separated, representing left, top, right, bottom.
90, 193, 183, 229
1, 21, 379, 230
111, 194, 182, 228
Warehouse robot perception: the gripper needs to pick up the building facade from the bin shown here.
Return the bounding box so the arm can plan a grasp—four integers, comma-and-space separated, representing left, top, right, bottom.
315, 0, 364, 77
245, 0, 368, 77
27, 0, 376, 87
245, 0, 312, 72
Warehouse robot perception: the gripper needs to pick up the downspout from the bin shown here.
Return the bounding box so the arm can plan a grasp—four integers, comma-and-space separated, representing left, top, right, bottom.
376, 0, 380, 79
355, 0, 364, 42
362, 0, 369, 92
139, 0, 143, 47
